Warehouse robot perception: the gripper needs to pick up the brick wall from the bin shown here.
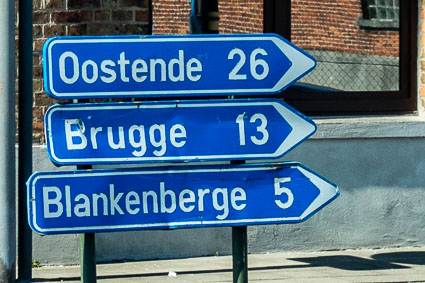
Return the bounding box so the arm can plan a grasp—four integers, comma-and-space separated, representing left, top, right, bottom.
291, 0, 399, 57
152, 0, 190, 34
152, 0, 398, 56
23, 0, 150, 142
152, 0, 262, 34
217, 0, 262, 34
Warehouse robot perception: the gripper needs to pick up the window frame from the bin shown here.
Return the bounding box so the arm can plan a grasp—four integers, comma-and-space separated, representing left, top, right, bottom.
263, 0, 417, 116
358, 0, 400, 30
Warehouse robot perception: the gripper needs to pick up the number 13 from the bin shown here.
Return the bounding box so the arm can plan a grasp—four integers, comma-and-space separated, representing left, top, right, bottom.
236, 113, 269, 146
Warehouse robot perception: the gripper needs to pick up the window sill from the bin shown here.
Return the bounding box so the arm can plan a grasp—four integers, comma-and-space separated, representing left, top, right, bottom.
356, 18, 399, 30
311, 115, 425, 139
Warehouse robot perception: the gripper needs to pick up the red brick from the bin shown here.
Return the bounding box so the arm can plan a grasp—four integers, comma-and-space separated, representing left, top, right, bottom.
44, 24, 66, 37
119, 0, 148, 9
95, 11, 111, 21
103, 0, 118, 9
45, 0, 63, 9
34, 93, 53, 106
33, 119, 44, 132
33, 65, 43, 78
33, 11, 50, 24
32, 106, 43, 121
33, 38, 46, 52
68, 0, 101, 9
51, 11, 82, 23
33, 53, 41, 65
135, 10, 149, 22
81, 11, 93, 22
33, 0, 43, 10
67, 24, 88, 36
118, 23, 148, 34
33, 79, 43, 92
33, 25, 42, 38
112, 10, 133, 21
88, 23, 117, 35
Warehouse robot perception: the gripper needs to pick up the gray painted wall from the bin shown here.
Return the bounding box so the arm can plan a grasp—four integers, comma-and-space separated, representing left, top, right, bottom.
30, 129, 425, 264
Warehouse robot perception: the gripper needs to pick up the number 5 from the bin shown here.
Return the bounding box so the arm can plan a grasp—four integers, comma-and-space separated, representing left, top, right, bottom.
274, 177, 294, 209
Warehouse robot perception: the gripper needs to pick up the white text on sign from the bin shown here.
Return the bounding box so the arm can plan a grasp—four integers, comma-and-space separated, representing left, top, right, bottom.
58, 49, 269, 86
42, 178, 294, 220
64, 113, 271, 157
65, 119, 187, 157
59, 50, 203, 84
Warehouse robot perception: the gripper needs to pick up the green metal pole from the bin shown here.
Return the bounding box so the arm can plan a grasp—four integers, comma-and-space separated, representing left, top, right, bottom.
232, 226, 248, 283
80, 233, 97, 283
77, 120, 97, 283
231, 160, 248, 283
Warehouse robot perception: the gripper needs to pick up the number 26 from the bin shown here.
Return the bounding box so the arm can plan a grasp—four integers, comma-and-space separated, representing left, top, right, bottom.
228, 48, 269, 81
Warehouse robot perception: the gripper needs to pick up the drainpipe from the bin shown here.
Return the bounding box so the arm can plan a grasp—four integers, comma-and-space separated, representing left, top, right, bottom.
0, 0, 16, 280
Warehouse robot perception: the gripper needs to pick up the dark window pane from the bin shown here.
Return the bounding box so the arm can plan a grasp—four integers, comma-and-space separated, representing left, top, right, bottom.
368, 7, 377, 18
365, 0, 399, 20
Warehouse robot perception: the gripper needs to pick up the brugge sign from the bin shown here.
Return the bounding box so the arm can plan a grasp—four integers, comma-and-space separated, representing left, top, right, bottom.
27, 163, 339, 235
45, 99, 316, 165
43, 34, 316, 99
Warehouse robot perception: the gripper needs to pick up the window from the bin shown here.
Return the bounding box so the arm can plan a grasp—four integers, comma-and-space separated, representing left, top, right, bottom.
264, 0, 417, 115
358, 0, 400, 29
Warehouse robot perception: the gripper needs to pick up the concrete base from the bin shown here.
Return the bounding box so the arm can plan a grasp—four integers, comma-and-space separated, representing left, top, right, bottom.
30, 135, 425, 264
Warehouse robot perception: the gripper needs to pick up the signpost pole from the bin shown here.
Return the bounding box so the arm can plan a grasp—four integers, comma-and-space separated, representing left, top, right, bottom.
80, 233, 96, 283
231, 159, 248, 283
76, 115, 97, 282
232, 226, 248, 283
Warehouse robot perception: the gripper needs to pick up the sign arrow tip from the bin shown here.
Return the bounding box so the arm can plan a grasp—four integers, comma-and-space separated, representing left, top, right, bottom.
271, 36, 316, 92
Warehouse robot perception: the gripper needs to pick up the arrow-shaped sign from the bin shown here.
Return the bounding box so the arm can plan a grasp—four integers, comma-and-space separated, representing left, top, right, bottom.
45, 99, 316, 165
43, 34, 316, 99
27, 162, 339, 235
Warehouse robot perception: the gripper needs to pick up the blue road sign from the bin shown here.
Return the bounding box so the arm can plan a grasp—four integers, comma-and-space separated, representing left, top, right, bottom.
45, 99, 316, 165
43, 34, 316, 99
27, 162, 339, 235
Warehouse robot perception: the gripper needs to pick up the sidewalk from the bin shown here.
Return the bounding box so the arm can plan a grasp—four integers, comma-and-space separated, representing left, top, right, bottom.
31, 247, 425, 282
